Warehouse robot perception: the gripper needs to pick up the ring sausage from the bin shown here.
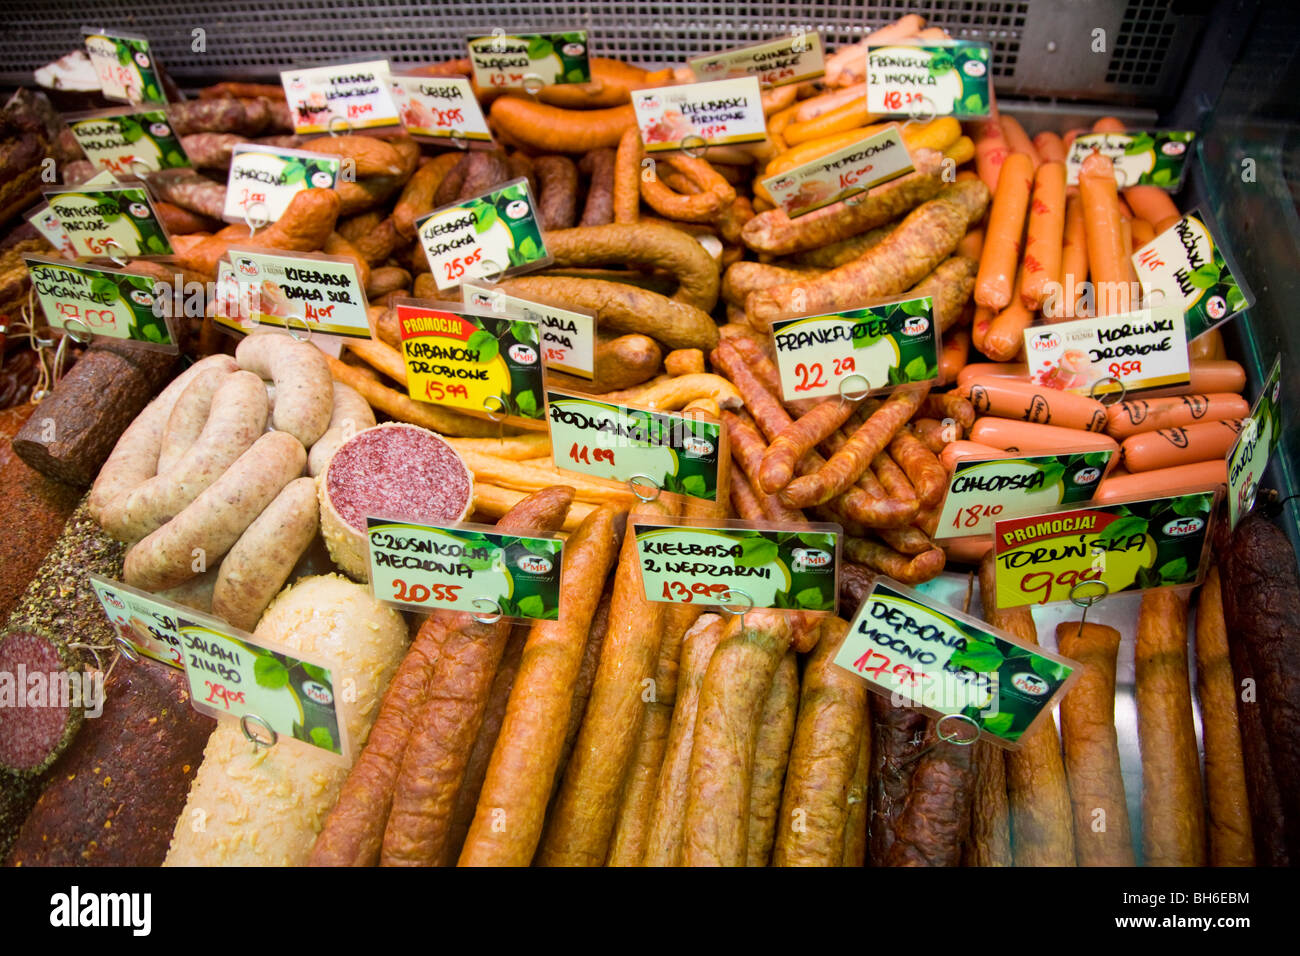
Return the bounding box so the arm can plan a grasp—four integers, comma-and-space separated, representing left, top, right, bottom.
235, 332, 333, 446
156, 363, 237, 475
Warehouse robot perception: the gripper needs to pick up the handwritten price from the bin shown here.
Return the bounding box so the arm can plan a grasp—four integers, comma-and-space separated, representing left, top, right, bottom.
698, 124, 728, 139
423, 380, 470, 401
849, 647, 930, 687
882, 90, 926, 112
488, 72, 528, 88
659, 580, 729, 603
569, 442, 615, 467
1019, 565, 1103, 606
203, 681, 246, 710
56, 301, 118, 330
1107, 360, 1143, 378
391, 578, 463, 605
238, 188, 268, 210
443, 247, 483, 282
793, 357, 856, 393
951, 503, 1003, 530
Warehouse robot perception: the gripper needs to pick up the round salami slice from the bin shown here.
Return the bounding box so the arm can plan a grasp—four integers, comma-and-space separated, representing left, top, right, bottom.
0, 628, 83, 774
320, 422, 474, 581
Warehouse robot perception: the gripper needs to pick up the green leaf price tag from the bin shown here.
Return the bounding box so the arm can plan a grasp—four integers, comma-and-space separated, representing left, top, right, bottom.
215, 247, 370, 339
834, 579, 1080, 748
25, 255, 177, 349
546, 390, 725, 501
770, 295, 937, 401
173, 609, 349, 760
866, 42, 991, 117
463, 283, 596, 380
1132, 210, 1254, 341
1227, 357, 1283, 529
389, 75, 493, 143
42, 185, 174, 260
632, 77, 768, 152
223, 144, 340, 223
935, 448, 1115, 540
991, 491, 1218, 609
1066, 130, 1196, 191
688, 32, 825, 88
397, 301, 545, 427
66, 108, 189, 176
1022, 303, 1190, 396
762, 126, 914, 218
89, 575, 187, 669
82, 29, 168, 105
280, 60, 401, 134
632, 520, 839, 611
366, 518, 563, 620
466, 31, 591, 89
416, 178, 550, 290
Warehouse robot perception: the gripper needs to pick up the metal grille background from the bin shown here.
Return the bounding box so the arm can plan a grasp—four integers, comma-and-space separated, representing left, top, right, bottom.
0, 0, 1204, 104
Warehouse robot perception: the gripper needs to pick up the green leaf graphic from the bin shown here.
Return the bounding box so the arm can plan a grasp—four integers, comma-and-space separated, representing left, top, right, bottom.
515, 389, 538, 417
474, 204, 498, 233
518, 594, 546, 618
309, 726, 335, 750
1188, 264, 1220, 289
467, 329, 499, 364
1171, 493, 1211, 517
904, 356, 929, 381
1031, 656, 1068, 684
510, 320, 537, 346
795, 587, 826, 610
949, 640, 1004, 673
254, 654, 289, 689
681, 474, 707, 498
735, 536, 778, 568
981, 711, 1015, 735
1098, 515, 1148, 545
1159, 557, 1190, 583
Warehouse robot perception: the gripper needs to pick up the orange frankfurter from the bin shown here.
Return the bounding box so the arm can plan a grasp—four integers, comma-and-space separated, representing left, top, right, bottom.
975, 152, 1034, 310
1119, 419, 1244, 472
939, 439, 1007, 472
489, 98, 636, 153
1142, 360, 1247, 398
981, 260, 1034, 362
957, 362, 1029, 389
973, 118, 1010, 193
1093, 459, 1227, 504
1078, 152, 1131, 317
943, 536, 994, 564
1130, 218, 1156, 247
960, 376, 1109, 431
1105, 393, 1251, 440
1125, 185, 1182, 234
969, 417, 1119, 455
1032, 131, 1066, 164
1021, 161, 1067, 310
1048, 192, 1089, 322
939, 328, 971, 385
1189, 329, 1225, 361
1091, 117, 1126, 133
998, 115, 1041, 168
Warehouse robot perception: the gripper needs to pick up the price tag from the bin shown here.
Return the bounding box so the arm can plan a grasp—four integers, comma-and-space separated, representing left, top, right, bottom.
82, 28, 167, 105
24, 203, 77, 259
934, 449, 1116, 540
366, 518, 563, 619
761, 126, 914, 218
24, 255, 177, 349
546, 390, 725, 501
466, 31, 591, 90
1022, 304, 1190, 397
632, 77, 767, 153
1132, 210, 1254, 341
834, 578, 1079, 748
463, 283, 596, 380
770, 295, 937, 401
280, 60, 401, 134
213, 247, 369, 339
172, 608, 350, 761
631, 519, 839, 611
416, 178, 549, 289
89, 575, 186, 669
688, 32, 825, 88
991, 491, 1219, 609
390, 75, 492, 144
397, 301, 546, 427
66, 107, 188, 176
1227, 357, 1283, 529
223, 144, 340, 224
1066, 130, 1196, 191
866, 42, 992, 117
43, 184, 173, 260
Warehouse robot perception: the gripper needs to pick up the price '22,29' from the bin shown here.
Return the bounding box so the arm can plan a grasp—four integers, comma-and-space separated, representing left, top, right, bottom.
794, 356, 857, 392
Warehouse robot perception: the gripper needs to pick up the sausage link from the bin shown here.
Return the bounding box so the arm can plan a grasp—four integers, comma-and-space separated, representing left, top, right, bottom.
235, 332, 333, 446
534, 155, 578, 230
746, 649, 799, 866
156, 363, 236, 474
578, 147, 616, 226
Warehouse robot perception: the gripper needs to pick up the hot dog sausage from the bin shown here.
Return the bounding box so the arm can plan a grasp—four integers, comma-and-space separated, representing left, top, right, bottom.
968, 417, 1120, 456
1119, 419, 1242, 472
975, 152, 1033, 310
1105, 393, 1250, 440
1092, 459, 1227, 504
961, 377, 1108, 432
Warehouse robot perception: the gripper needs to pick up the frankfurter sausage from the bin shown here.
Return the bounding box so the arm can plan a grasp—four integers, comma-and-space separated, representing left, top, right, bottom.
998, 116, 1040, 167
981, 260, 1034, 362
1136, 589, 1207, 866
1120, 419, 1242, 472
969, 417, 1119, 456
939, 328, 971, 385
1032, 131, 1066, 164
1125, 185, 1181, 233
1057, 621, 1135, 866
1079, 153, 1131, 316
972, 118, 1008, 193
488, 98, 636, 153
961, 376, 1108, 432
1105, 392, 1250, 440
1050, 193, 1089, 321
975, 152, 1033, 310
938, 440, 1006, 472
1020, 161, 1067, 309
1092, 459, 1228, 504
746, 649, 798, 867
